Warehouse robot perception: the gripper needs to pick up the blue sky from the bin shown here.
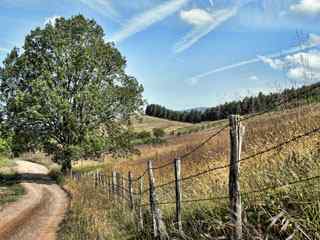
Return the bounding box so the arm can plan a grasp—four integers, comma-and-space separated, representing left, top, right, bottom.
1, 0, 320, 110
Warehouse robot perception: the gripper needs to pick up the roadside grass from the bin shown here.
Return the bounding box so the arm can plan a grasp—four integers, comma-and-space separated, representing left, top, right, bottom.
0, 155, 14, 168
72, 160, 105, 174
0, 156, 25, 207
60, 103, 320, 239
58, 178, 137, 240
0, 182, 25, 207
60, 144, 320, 239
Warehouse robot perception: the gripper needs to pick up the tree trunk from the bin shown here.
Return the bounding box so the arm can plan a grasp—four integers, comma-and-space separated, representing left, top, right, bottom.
61, 158, 72, 174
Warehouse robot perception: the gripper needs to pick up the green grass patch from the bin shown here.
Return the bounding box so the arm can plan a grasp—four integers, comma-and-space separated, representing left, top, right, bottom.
0, 182, 25, 206
72, 163, 105, 174
0, 155, 13, 168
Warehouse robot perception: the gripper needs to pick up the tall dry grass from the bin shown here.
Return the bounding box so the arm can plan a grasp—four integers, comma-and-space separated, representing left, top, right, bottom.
61, 103, 320, 239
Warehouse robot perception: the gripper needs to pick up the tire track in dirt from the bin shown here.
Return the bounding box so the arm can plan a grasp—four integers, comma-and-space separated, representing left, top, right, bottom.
0, 160, 68, 240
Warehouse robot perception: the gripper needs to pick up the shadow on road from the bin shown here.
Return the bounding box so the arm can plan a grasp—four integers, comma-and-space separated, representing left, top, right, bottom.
0, 173, 57, 186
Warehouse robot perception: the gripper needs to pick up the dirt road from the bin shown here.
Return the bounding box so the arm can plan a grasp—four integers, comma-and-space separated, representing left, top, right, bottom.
0, 160, 68, 240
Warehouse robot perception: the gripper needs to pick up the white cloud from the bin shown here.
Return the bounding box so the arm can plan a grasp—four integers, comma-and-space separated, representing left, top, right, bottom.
249, 75, 259, 81
290, 0, 320, 15
286, 51, 320, 69
261, 50, 320, 82
308, 33, 320, 45
44, 16, 61, 26
187, 33, 320, 84
111, 0, 189, 43
180, 8, 214, 26
174, 7, 237, 53
258, 55, 286, 70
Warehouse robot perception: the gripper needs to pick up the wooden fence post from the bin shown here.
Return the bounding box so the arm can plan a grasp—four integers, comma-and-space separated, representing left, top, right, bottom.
148, 160, 169, 240
108, 175, 112, 200
229, 115, 245, 240
128, 171, 134, 210
174, 158, 183, 234
116, 172, 121, 201
97, 171, 101, 186
121, 175, 125, 205
94, 171, 98, 188
112, 171, 117, 200
138, 176, 144, 232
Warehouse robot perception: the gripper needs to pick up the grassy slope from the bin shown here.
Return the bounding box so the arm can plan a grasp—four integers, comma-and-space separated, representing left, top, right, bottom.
0, 156, 25, 207
132, 115, 193, 133
61, 103, 320, 239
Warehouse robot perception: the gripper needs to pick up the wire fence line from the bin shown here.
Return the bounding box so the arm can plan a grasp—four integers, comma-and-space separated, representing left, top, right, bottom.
74, 118, 320, 238
137, 125, 320, 195
117, 83, 320, 174
71, 85, 320, 239
139, 175, 320, 207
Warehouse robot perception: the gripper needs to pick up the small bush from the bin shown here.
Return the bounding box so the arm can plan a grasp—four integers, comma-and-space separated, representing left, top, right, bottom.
152, 128, 165, 138
136, 130, 151, 139
0, 138, 11, 156
49, 168, 65, 185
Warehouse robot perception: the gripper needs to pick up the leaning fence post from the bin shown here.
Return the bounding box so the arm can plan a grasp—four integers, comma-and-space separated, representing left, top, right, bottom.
174, 158, 183, 234
229, 115, 245, 240
148, 160, 169, 240
138, 176, 144, 232
128, 171, 134, 210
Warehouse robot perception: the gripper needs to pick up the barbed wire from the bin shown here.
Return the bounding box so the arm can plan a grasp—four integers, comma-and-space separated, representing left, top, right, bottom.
140, 174, 320, 207
129, 83, 320, 175
140, 126, 320, 194
144, 124, 230, 172
76, 84, 320, 196
132, 168, 148, 182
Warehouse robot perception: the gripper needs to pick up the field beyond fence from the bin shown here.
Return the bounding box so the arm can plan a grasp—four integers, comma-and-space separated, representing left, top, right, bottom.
69, 87, 320, 239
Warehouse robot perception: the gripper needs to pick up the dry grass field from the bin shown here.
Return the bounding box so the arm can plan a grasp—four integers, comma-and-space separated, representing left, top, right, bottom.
132, 115, 193, 133
61, 103, 320, 239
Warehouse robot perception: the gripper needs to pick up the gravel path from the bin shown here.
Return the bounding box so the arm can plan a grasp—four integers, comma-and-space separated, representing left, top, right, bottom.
0, 160, 68, 240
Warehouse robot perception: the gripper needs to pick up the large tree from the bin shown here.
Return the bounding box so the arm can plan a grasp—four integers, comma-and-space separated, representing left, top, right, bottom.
0, 15, 144, 172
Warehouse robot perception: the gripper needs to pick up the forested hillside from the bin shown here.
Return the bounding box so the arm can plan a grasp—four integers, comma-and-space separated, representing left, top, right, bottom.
146, 82, 320, 123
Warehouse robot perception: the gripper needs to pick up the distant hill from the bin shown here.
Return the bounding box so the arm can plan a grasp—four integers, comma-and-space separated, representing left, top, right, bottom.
145, 82, 320, 123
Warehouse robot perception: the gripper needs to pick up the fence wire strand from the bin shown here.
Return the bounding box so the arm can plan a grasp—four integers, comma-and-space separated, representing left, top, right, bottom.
139, 125, 320, 194
140, 174, 320, 207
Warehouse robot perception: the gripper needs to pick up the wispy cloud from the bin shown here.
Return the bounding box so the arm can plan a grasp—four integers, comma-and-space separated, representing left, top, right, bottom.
174, 7, 238, 53
261, 50, 320, 82
0, 47, 10, 53
290, 0, 320, 16
188, 33, 320, 85
79, 0, 120, 23
111, 0, 189, 43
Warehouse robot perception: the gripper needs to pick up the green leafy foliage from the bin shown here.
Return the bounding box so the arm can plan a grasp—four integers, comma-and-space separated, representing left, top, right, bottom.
0, 138, 10, 155
132, 130, 165, 145
0, 15, 144, 172
152, 128, 165, 138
